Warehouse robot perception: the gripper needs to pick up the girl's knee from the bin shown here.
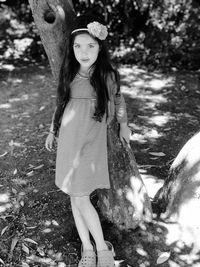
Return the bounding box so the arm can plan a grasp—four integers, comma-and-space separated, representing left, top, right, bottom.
70, 195, 90, 210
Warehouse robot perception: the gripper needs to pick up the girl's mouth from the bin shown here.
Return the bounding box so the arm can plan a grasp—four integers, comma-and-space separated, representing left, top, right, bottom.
81, 58, 90, 62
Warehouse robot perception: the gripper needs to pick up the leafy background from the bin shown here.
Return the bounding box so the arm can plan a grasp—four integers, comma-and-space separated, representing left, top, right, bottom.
1, 0, 200, 70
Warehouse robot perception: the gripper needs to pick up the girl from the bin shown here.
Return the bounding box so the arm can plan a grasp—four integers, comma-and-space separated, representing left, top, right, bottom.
45, 13, 130, 267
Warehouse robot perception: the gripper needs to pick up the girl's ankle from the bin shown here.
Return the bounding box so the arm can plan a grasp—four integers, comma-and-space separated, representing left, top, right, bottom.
96, 242, 108, 251
82, 243, 94, 251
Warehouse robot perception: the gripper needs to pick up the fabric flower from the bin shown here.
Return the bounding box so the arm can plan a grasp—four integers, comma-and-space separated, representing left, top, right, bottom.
87, 21, 108, 40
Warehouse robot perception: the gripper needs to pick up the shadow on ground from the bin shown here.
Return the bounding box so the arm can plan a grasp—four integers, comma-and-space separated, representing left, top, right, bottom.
0, 61, 200, 266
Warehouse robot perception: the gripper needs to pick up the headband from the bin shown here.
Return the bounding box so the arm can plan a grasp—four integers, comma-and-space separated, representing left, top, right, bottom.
71, 21, 108, 40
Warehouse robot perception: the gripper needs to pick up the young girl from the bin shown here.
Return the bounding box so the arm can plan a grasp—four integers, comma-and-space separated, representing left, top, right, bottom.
45, 13, 130, 267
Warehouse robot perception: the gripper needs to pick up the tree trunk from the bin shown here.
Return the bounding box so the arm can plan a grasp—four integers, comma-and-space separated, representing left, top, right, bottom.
28, 0, 152, 230
98, 119, 152, 229
153, 131, 200, 250
28, 0, 75, 81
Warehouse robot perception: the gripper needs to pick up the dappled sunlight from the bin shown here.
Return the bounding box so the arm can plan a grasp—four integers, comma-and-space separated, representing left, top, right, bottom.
43, 219, 59, 227
131, 128, 163, 144
13, 38, 33, 58
0, 192, 11, 213
120, 66, 175, 126
148, 113, 171, 127
0, 63, 15, 71
120, 66, 175, 91
125, 76, 174, 92
126, 176, 144, 211
42, 219, 60, 233
157, 220, 200, 264
10, 78, 23, 85
0, 193, 10, 203
135, 111, 174, 128
0, 103, 11, 109
25, 254, 68, 266
120, 66, 147, 76
138, 94, 166, 104
148, 78, 174, 90
35, 74, 46, 80
9, 94, 29, 103
139, 172, 164, 199
0, 93, 40, 111
62, 109, 76, 126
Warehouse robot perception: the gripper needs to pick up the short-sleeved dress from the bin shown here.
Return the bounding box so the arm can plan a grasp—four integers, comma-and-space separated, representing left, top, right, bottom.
55, 74, 110, 196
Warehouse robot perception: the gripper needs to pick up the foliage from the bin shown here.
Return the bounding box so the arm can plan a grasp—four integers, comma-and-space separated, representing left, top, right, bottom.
73, 0, 200, 70
0, 1, 46, 62
1, 0, 200, 70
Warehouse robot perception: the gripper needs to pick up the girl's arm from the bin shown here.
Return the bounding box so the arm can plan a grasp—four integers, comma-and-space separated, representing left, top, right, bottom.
45, 108, 57, 151
114, 91, 128, 124
45, 99, 66, 151
111, 73, 130, 144
49, 108, 56, 134
50, 100, 66, 137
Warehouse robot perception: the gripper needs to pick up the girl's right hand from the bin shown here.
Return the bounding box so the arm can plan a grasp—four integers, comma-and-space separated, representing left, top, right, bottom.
45, 132, 55, 151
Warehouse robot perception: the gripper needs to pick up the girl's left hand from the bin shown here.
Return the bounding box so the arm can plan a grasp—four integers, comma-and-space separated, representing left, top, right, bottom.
119, 123, 131, 145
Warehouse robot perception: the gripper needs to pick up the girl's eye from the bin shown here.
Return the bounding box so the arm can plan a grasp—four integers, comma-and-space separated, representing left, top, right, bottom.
89, 44, 95, 48
74, 44, 80, 48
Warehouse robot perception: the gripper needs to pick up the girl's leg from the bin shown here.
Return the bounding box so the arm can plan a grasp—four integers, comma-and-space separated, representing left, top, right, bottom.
72, 196, 107, 251
70, 196, 94, 251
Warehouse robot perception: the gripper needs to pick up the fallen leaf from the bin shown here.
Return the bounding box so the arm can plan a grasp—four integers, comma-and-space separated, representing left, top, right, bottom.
22, 243, 29, 254
1, 225, 8, 236
13, 169, 18, 175
26, 226, 37, 230
9, 140, 14, 147
0, 151, 7, 157
156, 251, 171, 264
20, 200, 25, 207
39, 106, 45, 111
0, 258, 5, 264
10, 237, 18, 254
136, 247, 148, 256
9, 140, 21, 147
37, 247, 45, 256
26, 170, 34, 177
28, 164, 35, 169
24, 238, 38, 245
149, 152, 166, 157
33, 164, 44, 170
12, 188, 17, 194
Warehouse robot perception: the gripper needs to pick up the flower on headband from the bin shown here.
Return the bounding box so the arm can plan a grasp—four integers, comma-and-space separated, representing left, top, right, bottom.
87, 21, 108, 40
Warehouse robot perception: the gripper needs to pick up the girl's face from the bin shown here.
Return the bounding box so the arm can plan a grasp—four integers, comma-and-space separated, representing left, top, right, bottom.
73, 33, 100, 72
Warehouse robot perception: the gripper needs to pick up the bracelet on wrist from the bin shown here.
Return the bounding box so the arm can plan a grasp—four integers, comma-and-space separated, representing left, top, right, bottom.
50, 131, 55, 135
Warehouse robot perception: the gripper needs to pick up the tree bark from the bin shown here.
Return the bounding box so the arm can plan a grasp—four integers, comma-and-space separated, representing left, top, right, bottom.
28, 0, 152, 230
153, 131, 200, 249
98, 119, 152, 229
28, 0, 75, 81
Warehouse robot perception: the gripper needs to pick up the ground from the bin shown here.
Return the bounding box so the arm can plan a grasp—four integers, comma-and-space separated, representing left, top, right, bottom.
0, 61, 200, 266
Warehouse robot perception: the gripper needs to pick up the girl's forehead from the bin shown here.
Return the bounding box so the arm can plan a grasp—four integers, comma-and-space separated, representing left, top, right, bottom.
74, 33, 98, 44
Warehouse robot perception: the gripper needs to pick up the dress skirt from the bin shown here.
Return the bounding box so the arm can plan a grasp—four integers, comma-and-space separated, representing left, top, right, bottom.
55, 75, 110, 196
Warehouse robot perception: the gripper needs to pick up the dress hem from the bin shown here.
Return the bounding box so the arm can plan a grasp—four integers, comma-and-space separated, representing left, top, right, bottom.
55, 183, 110, 197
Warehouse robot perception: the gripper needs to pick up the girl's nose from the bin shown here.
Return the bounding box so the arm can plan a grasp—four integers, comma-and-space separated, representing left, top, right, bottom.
81, 48, 88, 56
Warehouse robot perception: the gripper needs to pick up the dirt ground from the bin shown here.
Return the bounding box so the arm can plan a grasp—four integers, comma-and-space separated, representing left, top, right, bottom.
0, 61, 200, 267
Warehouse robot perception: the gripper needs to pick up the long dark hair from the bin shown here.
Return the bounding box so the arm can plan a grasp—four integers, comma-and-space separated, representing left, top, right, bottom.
56, 13, 119, 122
